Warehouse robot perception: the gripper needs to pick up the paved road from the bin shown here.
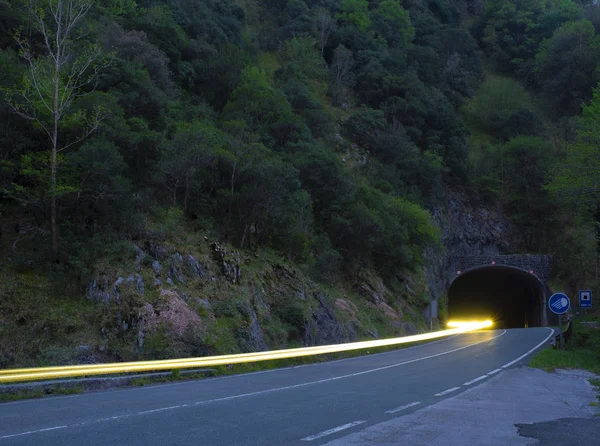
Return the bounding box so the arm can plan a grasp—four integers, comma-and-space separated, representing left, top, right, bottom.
0, 327, 553, 445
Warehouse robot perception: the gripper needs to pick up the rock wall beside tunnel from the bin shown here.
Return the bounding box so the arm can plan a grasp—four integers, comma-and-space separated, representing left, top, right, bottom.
423, 190, 517, 321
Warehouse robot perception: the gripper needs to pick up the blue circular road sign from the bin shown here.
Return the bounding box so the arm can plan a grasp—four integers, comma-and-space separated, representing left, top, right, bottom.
548, 293, 570, 315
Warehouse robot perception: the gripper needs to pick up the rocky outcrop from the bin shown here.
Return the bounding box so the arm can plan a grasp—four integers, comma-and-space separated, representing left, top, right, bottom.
303, 293, 357, 346
137, 289, 204, 348
168, 252, 186, 284
186, 255, 205, 278
237, 301, 268, 352
211, 241, 241, 284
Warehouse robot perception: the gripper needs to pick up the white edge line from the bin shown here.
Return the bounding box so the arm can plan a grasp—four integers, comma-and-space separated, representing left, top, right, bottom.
434, 386, 461, 397
487, 368, 502, 375
301, 421, 366, 441
463, 375, 488, 386
0, 330, 507, 441
386, 401, 422, 414
501, 328, 555, 369
0, 426, 67, 440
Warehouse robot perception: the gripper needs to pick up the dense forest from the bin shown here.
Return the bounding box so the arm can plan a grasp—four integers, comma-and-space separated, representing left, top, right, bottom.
1, 0, 600, 366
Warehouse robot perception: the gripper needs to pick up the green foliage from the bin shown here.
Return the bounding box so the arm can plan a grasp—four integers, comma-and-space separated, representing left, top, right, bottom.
530, 314, 600, 374
463, 76, 542, 141
154, 120, 223, 211
535, 20, 600, 115
547, 85, 600, 211
336, 0, 371, 31
477, 0, 583, 75
223, 66, 304, 147
371, 0, 414, 48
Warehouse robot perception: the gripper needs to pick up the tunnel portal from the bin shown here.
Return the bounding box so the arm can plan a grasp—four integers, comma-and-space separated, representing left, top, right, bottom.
448, 266, 546, 329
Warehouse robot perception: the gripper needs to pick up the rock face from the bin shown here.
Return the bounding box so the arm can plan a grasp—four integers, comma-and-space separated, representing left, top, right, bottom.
85, 236, 420, 360
169, 253, 186, 284
237, 301, 268, 352
137, 289, 204, 347
186, 255, 205, 278
303, 293, 356, 346
424, 189, 515, 311
211, 241, 241, 284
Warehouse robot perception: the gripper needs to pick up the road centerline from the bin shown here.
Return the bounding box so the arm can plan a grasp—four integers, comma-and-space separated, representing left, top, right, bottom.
0, 330, 507, 441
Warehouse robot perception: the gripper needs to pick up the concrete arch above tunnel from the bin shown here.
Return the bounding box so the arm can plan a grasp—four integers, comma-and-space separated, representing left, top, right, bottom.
448, 265, 549, 329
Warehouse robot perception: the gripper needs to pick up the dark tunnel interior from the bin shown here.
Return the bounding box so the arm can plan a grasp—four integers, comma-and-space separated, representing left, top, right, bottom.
448, 266, 545, 329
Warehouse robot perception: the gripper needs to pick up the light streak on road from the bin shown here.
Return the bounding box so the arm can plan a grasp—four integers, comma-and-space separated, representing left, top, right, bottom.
0, 320, 493, 383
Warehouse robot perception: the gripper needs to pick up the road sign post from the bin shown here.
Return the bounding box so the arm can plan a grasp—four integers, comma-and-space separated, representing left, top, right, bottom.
548, 293, 570, 350
559, 315, 563, 349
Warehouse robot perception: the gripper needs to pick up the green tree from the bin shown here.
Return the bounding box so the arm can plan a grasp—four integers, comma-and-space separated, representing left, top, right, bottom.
501, 136, 555, 249
463, 76, 542, 141
477, 0, 582, 76
336, 0, 371, 31
534, 20, 600, 115
548, 85, 600, 210
222, 66, 294, 140
371, 0, 414, 48
155, 121, 222, 211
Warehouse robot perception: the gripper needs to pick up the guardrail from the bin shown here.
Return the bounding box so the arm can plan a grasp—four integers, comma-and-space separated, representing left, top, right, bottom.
0, 320, 493, 383
551, 321, 572, 349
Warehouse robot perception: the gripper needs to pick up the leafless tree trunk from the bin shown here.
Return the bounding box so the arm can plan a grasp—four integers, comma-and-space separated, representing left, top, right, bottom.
330, 44, 355, 105
315, 9, 335, 58
4, 0, 107, 256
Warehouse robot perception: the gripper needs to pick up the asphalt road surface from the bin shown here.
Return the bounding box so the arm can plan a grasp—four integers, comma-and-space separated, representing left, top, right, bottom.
0, 327, 553, 445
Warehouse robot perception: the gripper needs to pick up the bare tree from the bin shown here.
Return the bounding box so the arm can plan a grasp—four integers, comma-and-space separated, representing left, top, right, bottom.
314, 9, 335, 58
3, 0, 108, 255
330, 44, 355, 105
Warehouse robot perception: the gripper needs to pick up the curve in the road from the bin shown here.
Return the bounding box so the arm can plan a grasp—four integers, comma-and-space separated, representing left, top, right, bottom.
0, 328, 554, 446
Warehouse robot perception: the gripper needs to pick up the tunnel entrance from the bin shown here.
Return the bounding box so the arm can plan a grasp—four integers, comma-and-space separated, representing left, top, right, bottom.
448, 266, 545, 328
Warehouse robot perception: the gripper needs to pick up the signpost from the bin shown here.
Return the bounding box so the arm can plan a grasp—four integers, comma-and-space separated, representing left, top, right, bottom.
579, 290, 592, 315
548, 293, 570, 349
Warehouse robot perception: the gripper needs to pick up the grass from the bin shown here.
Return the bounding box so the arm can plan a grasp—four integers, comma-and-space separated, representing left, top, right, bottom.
130, 370, 211, 387
529, 312, 600, 375
590, 379, 600, 408
529, 348, 600, 375
0, 385, 83, 403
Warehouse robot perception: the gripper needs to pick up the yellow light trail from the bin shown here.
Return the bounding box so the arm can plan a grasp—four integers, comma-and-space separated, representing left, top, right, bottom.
0, 320, 493, 383
447, 320, 493, 329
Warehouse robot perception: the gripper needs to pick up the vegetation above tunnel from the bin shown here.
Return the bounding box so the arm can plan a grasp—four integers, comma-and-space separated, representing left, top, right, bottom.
1, 0, 600, 366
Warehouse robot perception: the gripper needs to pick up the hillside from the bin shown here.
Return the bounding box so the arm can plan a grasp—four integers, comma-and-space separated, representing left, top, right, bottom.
1, 0, 600, 368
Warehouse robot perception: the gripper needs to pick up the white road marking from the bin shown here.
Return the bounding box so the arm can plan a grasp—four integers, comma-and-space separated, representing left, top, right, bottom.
0, 330, 506, 441
386, 401, 422, 414
434, 387, 461, 397
463, 375, 488, 386
0, 426, 67, 440
501, 328, 554, 369
301, 421, 366, 441
487, 369, 502, 375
